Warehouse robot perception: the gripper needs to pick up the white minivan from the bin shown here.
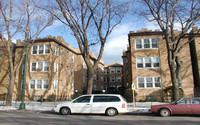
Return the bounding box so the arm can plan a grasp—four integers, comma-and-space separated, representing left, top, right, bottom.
53, 94, 128, 116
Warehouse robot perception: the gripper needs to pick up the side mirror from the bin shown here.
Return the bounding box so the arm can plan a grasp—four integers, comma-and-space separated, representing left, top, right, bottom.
173, 102, 177, 105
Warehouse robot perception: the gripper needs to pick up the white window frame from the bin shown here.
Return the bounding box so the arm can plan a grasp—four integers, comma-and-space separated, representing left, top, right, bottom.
101, 76, 104, 82
22, 64, 25, 74
136, 57, 160, 69
30, 62, 49, 72
54, 63, 59, 73
116, 68, 121, 74
72, 55, 74, 63
116, 76, 121, 82
29, 79, 49, 90
104, 69, 108, 74
54, 80, 58, 90
32, 44, 50, 55
55, 46, 59, 56
135, 38, 159, 50
137, 76, 161, 89
110, 76, 115, 82
110, 68, 115, 74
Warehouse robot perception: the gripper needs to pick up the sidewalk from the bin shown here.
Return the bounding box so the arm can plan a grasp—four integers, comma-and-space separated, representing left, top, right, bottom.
0, 101, 167, 113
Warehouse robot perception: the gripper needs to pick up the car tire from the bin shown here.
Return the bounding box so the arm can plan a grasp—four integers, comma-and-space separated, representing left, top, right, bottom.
160, 108, 170, 117
106, 108, 117, 116
60, 107, 70, 115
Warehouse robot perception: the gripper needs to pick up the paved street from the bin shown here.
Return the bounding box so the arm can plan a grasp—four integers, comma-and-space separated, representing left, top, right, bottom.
0, 111, 200, 125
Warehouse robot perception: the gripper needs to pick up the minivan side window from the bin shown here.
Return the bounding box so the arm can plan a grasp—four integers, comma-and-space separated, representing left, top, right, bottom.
93, 96, 120, 102
73, 96, 91, 103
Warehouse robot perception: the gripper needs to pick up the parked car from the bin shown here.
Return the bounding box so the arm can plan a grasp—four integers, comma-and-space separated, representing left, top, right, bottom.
150, 98, 200, 117
53, 94, 128, 116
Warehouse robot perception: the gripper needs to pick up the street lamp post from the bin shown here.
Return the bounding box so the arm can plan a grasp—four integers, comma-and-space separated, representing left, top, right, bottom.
19, 33, 29, 110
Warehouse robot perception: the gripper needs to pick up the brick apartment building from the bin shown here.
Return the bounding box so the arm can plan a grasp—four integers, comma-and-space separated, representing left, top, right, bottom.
0, 36, 124, 101
122, 28, 200, 102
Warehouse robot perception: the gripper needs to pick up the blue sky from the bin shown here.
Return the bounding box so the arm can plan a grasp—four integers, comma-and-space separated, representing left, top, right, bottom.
38, 15, 160, 64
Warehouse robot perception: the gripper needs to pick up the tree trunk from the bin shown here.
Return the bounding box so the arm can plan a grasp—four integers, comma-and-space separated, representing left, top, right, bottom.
5, 43, 15, 106
87, 68, 94, 94
169, 61, 180, 101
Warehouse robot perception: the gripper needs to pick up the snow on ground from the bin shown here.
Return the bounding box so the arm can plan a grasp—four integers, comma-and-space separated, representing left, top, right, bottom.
0, 101, 166, 112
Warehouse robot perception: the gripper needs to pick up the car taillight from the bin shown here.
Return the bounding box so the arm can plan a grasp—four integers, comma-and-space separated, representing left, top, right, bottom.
54, 105, 57, 108
122, 103, 125, 108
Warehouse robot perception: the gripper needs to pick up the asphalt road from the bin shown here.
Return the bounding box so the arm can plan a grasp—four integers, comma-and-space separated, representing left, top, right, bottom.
0, 111, 200, 125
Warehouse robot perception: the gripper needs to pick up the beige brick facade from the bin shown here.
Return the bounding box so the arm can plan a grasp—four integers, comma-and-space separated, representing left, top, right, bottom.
13, 36, 85, 101
123, 29, 199, 102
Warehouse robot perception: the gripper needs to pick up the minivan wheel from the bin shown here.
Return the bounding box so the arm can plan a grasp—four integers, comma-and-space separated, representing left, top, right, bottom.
106, 108, 117, 116
160, 108, 170, 117
60, 107, 70, 115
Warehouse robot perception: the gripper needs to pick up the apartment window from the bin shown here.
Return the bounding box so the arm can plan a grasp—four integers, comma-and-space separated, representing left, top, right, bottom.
54, 63, 59, 72
31, 62, 37, 71
54, 80, 58, 90
135, 38, 158, 49
152, 38, 159, 48
44, 62, 49, 72
126, 70, 128, 77
43, 80, 48, 89
71, 69, 74, 76
93, 74, 96, 80
153, 57, 160, 68
72, 82, 74, 91
116, 68, 121, 73
110, 77, 115, 82
146, 77, 153, 88
22, 65, 25, 74
37, 62, 43, 71
21, 80, 24, 90
45, 45, 50, 54
104, 69, 108, 74
32, 45, 50, 55
30, 62, 49, 72
144, 39, 150, 48
138, 77, 145, 88
32, 46, 37, 54
116, 77, 121, 82
97, 75, 99, 81
29, 79, 49, 90
155, 77, 161, 87
136, 39, 142, 49
101, 76, 104, 82
37, 80, 42, 89
110, 68, 115, 74
39, 45, 44, 54
137, 77, 161, 89
145, 58, 152, 68
136, 57, 160, 69
72, 55, 74, 63
125, 59, 128, 66
136, 58, 143, 68
55, 46, 59, 56
30, 80, 36, 89
104, 77, 107, 83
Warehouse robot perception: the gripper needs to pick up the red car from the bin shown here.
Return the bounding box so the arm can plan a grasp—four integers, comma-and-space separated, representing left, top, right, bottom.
150, 98, 200, 117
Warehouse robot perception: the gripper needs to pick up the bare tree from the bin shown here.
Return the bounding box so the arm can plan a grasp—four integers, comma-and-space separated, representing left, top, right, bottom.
139, 0, 200, 101
0, 0, 53, 106
43, 0, 128, 94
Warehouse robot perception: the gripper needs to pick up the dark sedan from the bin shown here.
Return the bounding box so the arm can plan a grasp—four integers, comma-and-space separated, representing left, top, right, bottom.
150, 98, 200, 117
